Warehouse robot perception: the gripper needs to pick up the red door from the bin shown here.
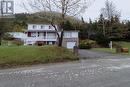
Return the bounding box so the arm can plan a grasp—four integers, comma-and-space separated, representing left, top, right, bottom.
28, 32, 31, 37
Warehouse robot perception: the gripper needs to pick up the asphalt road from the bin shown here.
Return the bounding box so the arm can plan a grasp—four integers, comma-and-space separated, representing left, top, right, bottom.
0, 55, 130, 87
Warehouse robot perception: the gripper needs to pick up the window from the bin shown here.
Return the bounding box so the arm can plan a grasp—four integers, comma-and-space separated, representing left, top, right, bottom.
32, 25, 36, 29
47, 33, 56, 39
64, 32, 72, 38
38, 32, 41, 37
28, 32, 31, 37
49, 26, 52, 29
31, 32, 36, 37
47, 41, 54, 45
41, 25, 44, 29
49, 42, 53, 45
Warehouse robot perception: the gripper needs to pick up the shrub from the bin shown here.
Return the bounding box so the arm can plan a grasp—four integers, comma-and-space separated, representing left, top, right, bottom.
12, 40, 24, 46
90, 33, 110, 47
113, 42, 122, 48
79, 43, 91, 49
79, 39, 96, 49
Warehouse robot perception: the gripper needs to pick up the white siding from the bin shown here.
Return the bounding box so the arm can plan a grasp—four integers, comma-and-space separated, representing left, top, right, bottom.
64, 32, 72, 38
9, 32, 27, 40
47, 33, 56, 39
72, 32, 78, 38
28, 24, 57, 31
64, 31, 78, 38
28, 24, 37, 30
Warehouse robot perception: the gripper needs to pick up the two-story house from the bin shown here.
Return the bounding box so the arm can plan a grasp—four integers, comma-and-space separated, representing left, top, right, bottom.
24, 23, 79, 49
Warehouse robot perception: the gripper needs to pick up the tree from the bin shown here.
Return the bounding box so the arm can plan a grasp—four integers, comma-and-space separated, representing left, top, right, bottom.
0, 19, 5, 45
62, 20, 74, 30
101, 0, 121, 37
98, 14, 106, 36
125, 21, 130, 40
0, 18, 14, 45
23, 0, 93, 47
101, 0, 121, 21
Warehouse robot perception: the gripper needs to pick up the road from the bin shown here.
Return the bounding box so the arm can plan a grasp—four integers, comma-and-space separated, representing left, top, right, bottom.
0, 50, 130, 87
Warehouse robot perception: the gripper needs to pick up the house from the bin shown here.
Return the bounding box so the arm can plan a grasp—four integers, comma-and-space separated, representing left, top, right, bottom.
24, 23, 79, 49
9, 32, 27, 41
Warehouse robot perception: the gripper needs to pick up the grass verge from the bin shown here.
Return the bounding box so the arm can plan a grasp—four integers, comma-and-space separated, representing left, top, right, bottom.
92, 41, 130, 55
91, 48, 116, 54
0, 46, 78, 68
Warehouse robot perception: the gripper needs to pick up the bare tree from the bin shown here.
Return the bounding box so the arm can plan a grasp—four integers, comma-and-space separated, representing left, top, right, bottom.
101, 0, 121, 21
101, 0, 121, 37
22, 0, 94, 47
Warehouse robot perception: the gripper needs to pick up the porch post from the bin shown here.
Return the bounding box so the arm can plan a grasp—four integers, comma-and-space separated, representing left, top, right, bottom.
46, 31, 47, 45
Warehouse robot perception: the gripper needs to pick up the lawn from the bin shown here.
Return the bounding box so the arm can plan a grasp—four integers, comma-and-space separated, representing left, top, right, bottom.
91, 41, 130, 55
119, 42, 130, 49
91, 48, 116, 54
0, 46, 78, 68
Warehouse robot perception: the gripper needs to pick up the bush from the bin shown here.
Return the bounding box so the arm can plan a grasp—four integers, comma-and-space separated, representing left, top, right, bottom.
113, 42, 122, 48
79, 40, 96, 49
90, 33, 110, 47
12, 40, 24, 46
79, 44, 91, 49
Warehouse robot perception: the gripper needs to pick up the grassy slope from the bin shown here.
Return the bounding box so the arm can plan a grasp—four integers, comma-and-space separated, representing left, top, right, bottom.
0, 46, 77, 68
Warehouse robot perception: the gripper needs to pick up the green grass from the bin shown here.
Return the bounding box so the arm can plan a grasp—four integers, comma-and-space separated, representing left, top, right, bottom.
91, 48, 116, 54
119, 42, 130, 49
0, 46, 78, 68
92, 41, 130, 55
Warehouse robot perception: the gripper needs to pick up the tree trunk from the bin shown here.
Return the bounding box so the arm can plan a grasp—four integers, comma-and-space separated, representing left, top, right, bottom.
58, 30, 64, 47
0, 33, 2, 46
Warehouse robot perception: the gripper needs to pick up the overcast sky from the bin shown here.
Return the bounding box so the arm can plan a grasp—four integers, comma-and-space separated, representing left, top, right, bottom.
14, 0, 130, 21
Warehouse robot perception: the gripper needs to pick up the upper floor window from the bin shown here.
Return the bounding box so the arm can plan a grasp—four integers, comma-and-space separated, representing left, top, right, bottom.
49, 26, 52, 29
32, 25, 36, 29
41, 25, 44, 29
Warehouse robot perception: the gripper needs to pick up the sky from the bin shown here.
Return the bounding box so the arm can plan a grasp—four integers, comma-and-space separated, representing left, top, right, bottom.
14, 0, 130, 21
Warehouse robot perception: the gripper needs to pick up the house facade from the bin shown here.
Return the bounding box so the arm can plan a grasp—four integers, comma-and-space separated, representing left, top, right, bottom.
62, 31, 79, 49
9, 32, 27, 41
24, 23, 79, 49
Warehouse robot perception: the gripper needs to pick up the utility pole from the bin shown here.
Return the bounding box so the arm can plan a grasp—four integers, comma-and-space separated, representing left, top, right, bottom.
102, 18, 105, 36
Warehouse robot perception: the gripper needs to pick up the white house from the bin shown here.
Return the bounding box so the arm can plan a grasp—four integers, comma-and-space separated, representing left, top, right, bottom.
19, 23, 79, 49
9, 32, 27, 41
24, 23, 58, 45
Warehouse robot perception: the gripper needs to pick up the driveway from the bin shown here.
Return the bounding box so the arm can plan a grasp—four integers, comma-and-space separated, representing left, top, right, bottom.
0, 56, 130, 87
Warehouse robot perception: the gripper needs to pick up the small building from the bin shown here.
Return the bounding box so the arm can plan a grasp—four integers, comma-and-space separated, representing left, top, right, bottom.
63, 31, 79, 49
